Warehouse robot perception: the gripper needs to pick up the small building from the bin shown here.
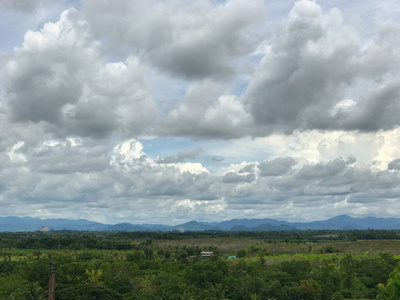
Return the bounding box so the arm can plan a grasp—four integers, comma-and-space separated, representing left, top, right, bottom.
200, 251, 213, 257
228, 256, 237, 259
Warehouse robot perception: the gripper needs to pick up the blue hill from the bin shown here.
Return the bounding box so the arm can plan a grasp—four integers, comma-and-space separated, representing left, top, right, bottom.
2, 215, 400, 232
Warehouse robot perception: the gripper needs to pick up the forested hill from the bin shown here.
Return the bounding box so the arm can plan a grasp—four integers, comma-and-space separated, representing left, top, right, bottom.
2, 215, 400, 232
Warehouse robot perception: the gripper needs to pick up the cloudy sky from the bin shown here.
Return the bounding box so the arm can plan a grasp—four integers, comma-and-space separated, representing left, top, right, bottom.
1, 0, 400, 225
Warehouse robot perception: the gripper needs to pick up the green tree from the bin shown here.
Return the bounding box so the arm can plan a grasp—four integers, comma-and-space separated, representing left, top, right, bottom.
56, 284, 123, 300
339, 254, 356, 289
377, 264, 400, 299
203, 283, 228, 300
298, 278, 322, 300
236, 249, 246, 258
85, 269, 103, 285
25, 282, 46, 300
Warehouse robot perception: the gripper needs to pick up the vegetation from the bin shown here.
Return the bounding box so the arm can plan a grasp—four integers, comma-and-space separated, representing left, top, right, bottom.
0, 230, 400, 299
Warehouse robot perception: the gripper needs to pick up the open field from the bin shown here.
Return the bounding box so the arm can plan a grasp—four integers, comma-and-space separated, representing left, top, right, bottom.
1, 230, 400, 299
154, 238, 400, 256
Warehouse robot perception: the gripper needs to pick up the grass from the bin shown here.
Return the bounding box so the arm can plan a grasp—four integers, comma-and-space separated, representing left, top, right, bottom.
153, 238, 400, 256
153, 237, 264, 252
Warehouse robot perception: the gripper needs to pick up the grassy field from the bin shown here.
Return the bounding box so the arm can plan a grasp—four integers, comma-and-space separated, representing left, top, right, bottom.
2, 232, 400, 299
153, 237, 400, 256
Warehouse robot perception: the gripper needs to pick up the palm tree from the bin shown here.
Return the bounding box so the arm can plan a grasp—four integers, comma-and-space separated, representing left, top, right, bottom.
25, 282, 47, 300
203, 283, 228, 300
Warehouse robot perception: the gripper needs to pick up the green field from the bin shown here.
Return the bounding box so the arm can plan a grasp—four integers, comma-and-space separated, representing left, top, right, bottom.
0, 230, 400, 299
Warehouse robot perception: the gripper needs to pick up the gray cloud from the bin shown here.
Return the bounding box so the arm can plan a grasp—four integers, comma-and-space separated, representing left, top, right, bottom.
332, 77, 400, 132
259, 157, 296, 177
25, 140, 110, 174
156, 147, 203, 164
0, 0, 46, 12
1, 1, 400, 224
245, 1, 359, 134
7, 62, 83, 124
65, 97, 119, 139
2, 9, 156, 139
3, 1, 400, 142
209, 156, 224, 162
242, 1, 400, 137
238, 163, 256, 174
158, 80, 251, 139
0, 137, 399, 223
82, 0, 266, 80
222, 172, 256, 183
388, 158, 400, 170
296, 157, 355, 180
3, 9, 97, 124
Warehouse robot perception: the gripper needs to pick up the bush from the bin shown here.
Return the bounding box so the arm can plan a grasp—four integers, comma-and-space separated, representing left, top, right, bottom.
237, 249, 246, 258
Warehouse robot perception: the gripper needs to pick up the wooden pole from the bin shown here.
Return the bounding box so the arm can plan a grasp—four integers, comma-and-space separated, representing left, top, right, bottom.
48, 259, 55, 300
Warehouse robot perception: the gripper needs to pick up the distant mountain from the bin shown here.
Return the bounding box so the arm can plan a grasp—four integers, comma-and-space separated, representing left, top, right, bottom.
229, 223, 295, 231
103, 223, 148, 231
254, 223, 295, 231
138, 224, 172, 231
215, 218, 291, 230
2, 215, 400, 232
171, 221, 214, 232
230, 225, 249, 231
293, 215, 400, 230
294, 215, 360, 230
42, 218, 109, 231
0, 216, 108, 232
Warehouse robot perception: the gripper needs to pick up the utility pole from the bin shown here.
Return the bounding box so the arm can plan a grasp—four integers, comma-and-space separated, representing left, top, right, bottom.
48, 259, 55, 300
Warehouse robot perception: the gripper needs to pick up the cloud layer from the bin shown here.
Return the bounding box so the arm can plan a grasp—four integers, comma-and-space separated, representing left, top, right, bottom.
1, 137, 399, 224
1, 0, 400, 223
3, 1, 400, 140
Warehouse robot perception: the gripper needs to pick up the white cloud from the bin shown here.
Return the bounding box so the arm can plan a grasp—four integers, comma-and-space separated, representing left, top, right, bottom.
2, 8, 156, 139
0, 135, 399, 224
160, 80, 251, 138
7, 141, 26, 162
1, 1, 400, 224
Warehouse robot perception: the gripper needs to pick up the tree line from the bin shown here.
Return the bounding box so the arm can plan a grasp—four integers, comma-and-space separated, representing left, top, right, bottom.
0, 230, 399, 299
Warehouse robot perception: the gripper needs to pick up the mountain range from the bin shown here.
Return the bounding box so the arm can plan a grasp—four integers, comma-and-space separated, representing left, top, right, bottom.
1, 215, 400, 232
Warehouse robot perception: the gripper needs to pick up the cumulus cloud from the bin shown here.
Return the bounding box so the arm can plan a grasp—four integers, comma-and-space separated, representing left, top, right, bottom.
222, 172, 255, 183
245, 0, 360, 134
3, 9, 95, 126
0, 136, 399, 223
4, 0, 400, 142
2, 8, 156, 139
159, 80, 251, 138
333, 76, 400, 131
82, 0, 267, 80
215, 156, 400, 221
1, 1, 400, 223
0, 139, 217, 222
388, 158, 400, 170
243, 0, 400, 136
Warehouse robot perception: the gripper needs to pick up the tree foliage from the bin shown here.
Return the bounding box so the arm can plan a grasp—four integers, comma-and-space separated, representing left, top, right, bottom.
0, 230, 399, 299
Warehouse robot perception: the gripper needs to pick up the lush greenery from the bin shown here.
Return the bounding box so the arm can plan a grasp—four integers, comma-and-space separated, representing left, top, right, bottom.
1, 230, 400, 299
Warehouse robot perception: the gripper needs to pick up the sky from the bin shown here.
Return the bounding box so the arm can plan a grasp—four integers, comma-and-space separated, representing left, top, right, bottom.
1, 0, 400, 225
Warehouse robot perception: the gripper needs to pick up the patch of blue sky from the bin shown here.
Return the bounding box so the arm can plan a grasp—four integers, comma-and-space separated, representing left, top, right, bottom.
151, 72, 187, 115
0, 12, 32, 52
197, 138, 273, 170
140, 137, 197, 160
140, 137, 273, 174
0, 0, 79, 52
139, 137, 246, 173
232, 77, 249, 97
